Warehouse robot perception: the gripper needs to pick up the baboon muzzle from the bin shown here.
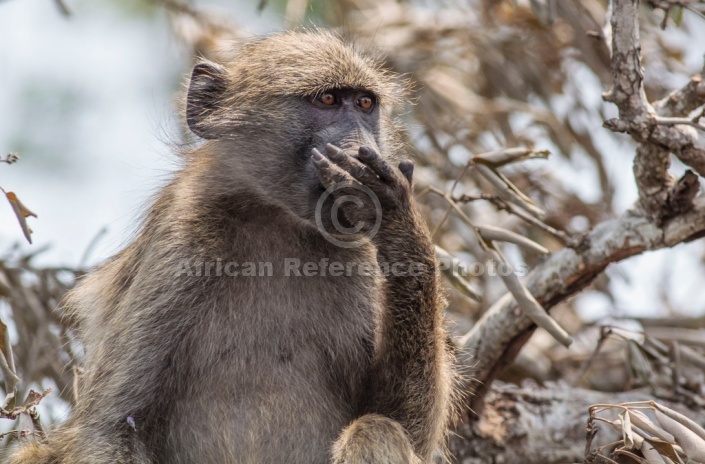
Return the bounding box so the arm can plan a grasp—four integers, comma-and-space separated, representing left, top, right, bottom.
328, 120, 380, 157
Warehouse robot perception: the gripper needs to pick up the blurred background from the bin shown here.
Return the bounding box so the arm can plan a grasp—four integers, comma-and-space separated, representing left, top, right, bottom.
0, 0, 276, 266
1, 0, 705, 457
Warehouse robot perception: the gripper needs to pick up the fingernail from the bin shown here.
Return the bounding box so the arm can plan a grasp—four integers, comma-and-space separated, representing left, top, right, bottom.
311, 149, 324, 161
325, 144, 343, 160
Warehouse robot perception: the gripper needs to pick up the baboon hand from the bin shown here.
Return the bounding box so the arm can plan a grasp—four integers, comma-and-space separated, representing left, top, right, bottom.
312, 144, 416, 231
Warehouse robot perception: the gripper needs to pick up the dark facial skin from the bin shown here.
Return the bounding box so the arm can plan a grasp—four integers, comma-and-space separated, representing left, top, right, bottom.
302, 88, 415, 236
306, 88, 382, 156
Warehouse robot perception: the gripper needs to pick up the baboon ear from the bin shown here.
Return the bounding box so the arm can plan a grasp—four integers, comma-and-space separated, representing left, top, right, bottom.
186, 61, 228, 139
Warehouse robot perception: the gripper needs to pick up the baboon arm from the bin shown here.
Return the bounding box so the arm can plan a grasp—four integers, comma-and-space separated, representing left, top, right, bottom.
366, 210, 453, 461
311, 144, 454, 459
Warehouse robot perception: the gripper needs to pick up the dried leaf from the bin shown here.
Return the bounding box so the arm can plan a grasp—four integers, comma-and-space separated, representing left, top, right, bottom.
2, 390, 16, 411
0, 317, 19, 401
490, 245, 572, 346
3, 190, 38, 244
622, 410, 635, 449
475, 164, 545, 218
654, 407, 705, 461
677, 344, 705, 370
477, 224, 549, 254
643, 438, 681, 464
22, 388, 53, 410
640, 439, 668, 464
629, 409, 675, 443
473, 148, 550, 168
613, 448, 647, 463
651, 402, 705, 442
631, 433, 670, 464
0, 319, 8, 361
627, 339, 653, 385
435, 246, 482, 302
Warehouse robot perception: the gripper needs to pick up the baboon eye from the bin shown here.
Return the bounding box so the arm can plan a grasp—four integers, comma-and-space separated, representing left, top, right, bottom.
318, 92, 337, 106
357, 95, 375, 111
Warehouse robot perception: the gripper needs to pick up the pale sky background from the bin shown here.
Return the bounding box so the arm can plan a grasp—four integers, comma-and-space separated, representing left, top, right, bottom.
0, 0, 279, 265
1, 0, 704, 327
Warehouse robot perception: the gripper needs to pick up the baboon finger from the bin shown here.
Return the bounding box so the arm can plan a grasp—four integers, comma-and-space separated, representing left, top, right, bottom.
398, 159, 414, 184
312, 148, 360, 190
357, 147, 397, 184
324, 144, 379, 186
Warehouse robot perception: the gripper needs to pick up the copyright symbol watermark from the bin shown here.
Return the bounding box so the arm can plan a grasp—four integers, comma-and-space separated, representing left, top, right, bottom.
314, 182, 382, 248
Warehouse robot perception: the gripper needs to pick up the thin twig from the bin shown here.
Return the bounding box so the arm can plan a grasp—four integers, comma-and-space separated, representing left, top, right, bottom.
453, 193, 577, 246
431, 159, 474, 239
656, 116, 705, 132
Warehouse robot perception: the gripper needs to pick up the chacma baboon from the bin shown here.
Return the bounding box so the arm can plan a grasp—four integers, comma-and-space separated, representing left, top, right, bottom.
11, 30, 457, 464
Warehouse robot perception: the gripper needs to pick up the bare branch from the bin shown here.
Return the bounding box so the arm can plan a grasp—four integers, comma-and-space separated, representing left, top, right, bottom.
459, 195, 705, 412
449, 383, 705, 463
656, 116, 705, 132
632, 143, 675, 217
452, 193, 577, 246
653, 74, 705, 118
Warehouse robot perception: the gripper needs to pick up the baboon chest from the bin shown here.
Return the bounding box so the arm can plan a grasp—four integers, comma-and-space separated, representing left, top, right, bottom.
164, 231, 381, 460
175, 222, 381, 402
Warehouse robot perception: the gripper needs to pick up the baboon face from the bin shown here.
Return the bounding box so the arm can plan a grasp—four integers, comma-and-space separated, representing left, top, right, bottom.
184, 32, 402, 192
302, 88, 381, 157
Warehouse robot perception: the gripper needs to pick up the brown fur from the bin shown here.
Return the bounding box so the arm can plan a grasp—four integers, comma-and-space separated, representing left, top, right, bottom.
10, 30, 456, 464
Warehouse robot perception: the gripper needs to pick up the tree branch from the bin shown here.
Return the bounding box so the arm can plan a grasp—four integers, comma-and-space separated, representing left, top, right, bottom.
449, 383, 705, 463
603, 0, 705, 213
653, 73, 705, 117
459, 196, 705, 413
